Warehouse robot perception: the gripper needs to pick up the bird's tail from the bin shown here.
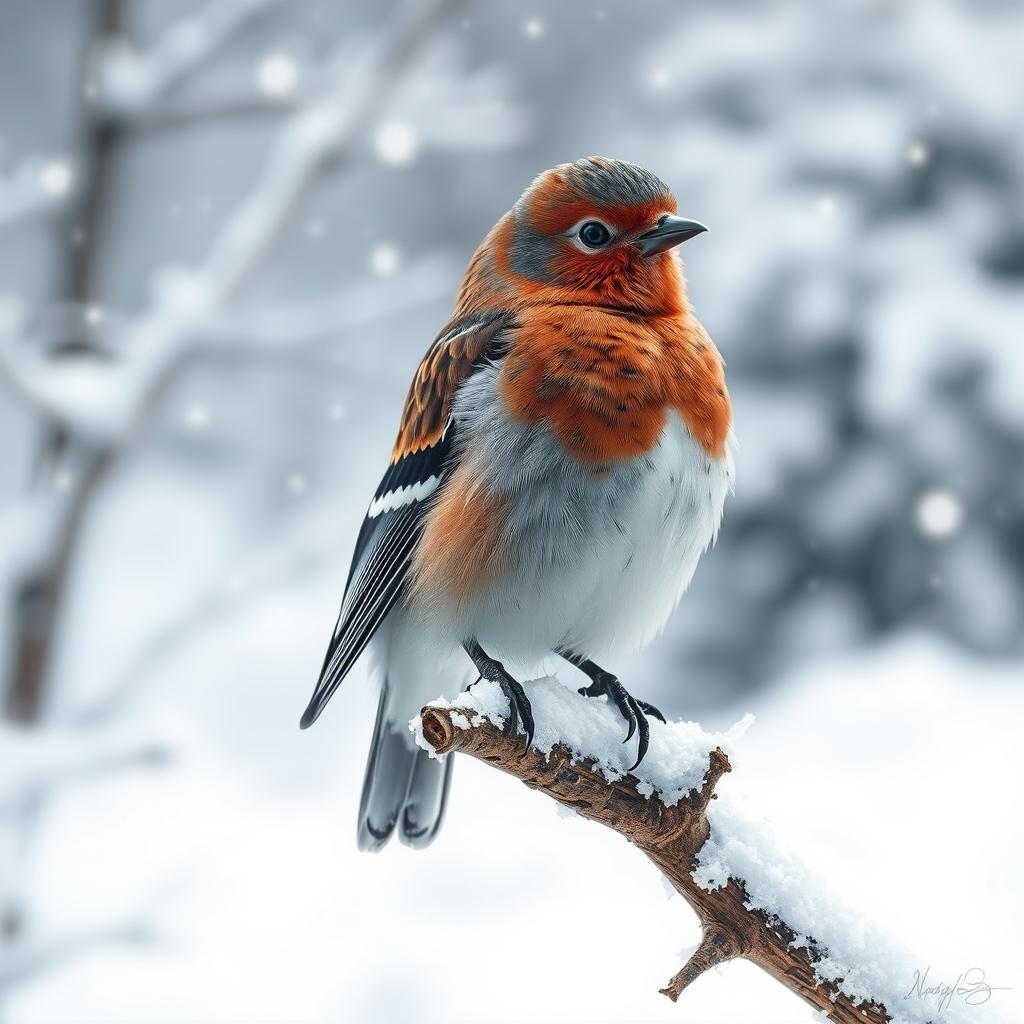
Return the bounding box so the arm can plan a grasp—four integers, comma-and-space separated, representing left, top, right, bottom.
357, 678, 454, 852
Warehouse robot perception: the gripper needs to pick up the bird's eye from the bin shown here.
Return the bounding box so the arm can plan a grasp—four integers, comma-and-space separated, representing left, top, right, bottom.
578, 221, 612, 249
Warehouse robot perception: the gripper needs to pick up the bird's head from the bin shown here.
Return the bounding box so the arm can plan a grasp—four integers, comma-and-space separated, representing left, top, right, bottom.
457, 157, 706, 317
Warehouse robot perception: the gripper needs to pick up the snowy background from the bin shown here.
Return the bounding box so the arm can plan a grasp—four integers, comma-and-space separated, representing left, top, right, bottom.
1, 1, 1021, 1021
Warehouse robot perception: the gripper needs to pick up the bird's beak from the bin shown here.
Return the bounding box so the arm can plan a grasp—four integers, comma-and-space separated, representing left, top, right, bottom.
636, 215, 708, 257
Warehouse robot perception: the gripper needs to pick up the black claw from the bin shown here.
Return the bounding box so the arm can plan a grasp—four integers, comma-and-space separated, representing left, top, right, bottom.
502, 681, 519, 736
572, 665, 660, 771
464, 641, 534, 755
630, 707, 650, 772
611, 684, 637, 744
637, 699, 667, 724
509, 682, 535, 753
499, 676, 534, 754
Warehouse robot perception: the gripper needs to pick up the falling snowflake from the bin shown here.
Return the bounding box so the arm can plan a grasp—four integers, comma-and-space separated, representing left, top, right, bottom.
287, 472, 307, 495
914, 489, 963, 539
184, 405, 210, 431
40, 160, 73, 196
650, 68, 671, 90
374, 120, 419, 165
327, 401, 346, 422
816, 194, 838, 219
369, 243, 400, 276
906, 141, 930, 167
84, 304, 104, 325
523, 17, 545, 38
255, 53, 299, 98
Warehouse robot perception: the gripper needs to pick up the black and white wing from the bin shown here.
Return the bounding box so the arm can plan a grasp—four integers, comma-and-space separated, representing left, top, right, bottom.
299, 311, 513, 728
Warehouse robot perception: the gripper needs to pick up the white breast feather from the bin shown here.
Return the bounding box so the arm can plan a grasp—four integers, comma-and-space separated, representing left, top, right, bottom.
400, 366, 735, 666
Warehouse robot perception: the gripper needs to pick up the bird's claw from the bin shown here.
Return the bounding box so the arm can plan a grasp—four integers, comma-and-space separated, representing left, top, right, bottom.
578, 673, 663, 771
498, 675, 535, 755
636, 698, 667, 724
465, 645, 534, 754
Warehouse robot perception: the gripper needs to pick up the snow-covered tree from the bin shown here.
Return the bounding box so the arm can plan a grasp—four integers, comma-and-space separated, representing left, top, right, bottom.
0, 0, 522, 1001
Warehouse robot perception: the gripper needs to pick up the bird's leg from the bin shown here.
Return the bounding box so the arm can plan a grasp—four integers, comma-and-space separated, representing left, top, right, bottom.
558, 650, 666, 770
463, 639, 535, 754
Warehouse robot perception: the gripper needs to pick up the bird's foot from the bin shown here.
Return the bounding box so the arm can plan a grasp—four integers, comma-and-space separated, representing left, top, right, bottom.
578, 672, 664, 771
463, 642, 535, 754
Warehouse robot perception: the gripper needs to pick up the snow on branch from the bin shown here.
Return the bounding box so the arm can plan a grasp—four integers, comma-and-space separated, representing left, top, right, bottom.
0, 0, 466, 443
0, 159, 77, 230
415, 679, 945, 1024
95, 0, 287, 118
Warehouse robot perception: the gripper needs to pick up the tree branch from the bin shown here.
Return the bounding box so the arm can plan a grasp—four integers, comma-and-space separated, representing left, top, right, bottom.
418, 695, 895, 1024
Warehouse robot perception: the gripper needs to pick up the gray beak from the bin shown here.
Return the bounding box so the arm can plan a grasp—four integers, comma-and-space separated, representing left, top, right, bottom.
636, 215, 708, 257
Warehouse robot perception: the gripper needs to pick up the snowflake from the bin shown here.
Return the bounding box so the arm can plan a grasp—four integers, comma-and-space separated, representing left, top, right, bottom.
369, 243, 400, 276
40, 160, 73, 196
184, 405, 210, 431
650, 67, 671, 90
906, 141, 930, 167
374, 121, 419, 165
255, 53, 299, 98
816, 194, 838, 219
914, 489, 962, 540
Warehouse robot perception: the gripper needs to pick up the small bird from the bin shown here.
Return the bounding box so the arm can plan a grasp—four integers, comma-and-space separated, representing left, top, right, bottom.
301, 157, 733, 851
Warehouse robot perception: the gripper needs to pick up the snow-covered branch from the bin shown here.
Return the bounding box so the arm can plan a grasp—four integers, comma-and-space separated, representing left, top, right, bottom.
0, 0, 466, 444
95, 0, 287, 119
416, 680, 930, 1024
0, 159, 77, 230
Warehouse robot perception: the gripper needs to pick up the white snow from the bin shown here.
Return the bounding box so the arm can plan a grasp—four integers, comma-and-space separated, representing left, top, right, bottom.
39, 160, 74, 197
373, 120, 420, 165
413, 677, 751, 807
523, 18, 545, 40
413, 663, 1007, 1024
694, 793, 990, 1024
254, 52, 299, 98
369, 242, 401, 276
914, 489, 963, 540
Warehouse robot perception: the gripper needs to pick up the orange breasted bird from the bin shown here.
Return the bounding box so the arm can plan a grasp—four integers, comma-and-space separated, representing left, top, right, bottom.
300, 157, 733, 851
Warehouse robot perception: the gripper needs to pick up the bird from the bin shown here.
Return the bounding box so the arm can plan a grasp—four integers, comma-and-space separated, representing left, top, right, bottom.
300, 157, 734, 851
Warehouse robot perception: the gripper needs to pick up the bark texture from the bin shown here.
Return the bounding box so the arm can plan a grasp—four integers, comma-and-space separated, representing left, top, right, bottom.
419, 704, 893, 1023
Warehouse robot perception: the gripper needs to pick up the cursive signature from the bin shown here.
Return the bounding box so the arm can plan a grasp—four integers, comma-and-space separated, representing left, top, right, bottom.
904, 967, 1011, 1012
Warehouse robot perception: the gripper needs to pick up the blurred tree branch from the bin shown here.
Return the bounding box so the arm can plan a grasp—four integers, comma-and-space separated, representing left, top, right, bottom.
1, 0, 466, 723
0, 0, 472, 999
419, 702, 894, 1024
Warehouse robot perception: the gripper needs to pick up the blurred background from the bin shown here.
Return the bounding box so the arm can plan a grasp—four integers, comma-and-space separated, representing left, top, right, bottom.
1, 1, 1021, 1021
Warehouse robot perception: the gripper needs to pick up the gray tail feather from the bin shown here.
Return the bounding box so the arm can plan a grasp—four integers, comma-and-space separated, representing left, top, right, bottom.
357, 681, 454, 852
400, 747, 454, 849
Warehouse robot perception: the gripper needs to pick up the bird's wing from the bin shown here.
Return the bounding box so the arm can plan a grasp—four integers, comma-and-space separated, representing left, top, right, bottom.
300, 310, 514, 728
